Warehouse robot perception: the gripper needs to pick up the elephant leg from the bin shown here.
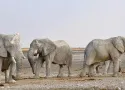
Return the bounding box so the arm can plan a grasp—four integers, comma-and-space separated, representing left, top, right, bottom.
57, 64, 63, 78
118, 65, 122, 75
88, 65, 95, 77
68, 66, 71, 77
79, 64, 89, 77
8, 57, 16, 83
0, 58, 3, 82
12, 58, 22, 80
95, 65, 100, 74
5, 66, 10, 83
95, 63, 104, 76
93, 63, 101, 75
46, 57, 51, 78
11, 57, 16, 76
34, 58, 41, 78
103, 61, 110, 75
113, 60, 119, 77
41, 59, 45, 68
80, 51, 96, 77
8, 64, 16, 83
45, 52, 55, 78
15, 58, 22, 79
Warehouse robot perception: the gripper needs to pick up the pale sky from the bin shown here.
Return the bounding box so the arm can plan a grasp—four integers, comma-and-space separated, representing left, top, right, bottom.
0, 0, 125, 48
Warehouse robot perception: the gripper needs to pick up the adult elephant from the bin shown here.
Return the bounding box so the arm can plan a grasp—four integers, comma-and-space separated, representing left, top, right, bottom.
27, 39, 72, 78
0, 33, 25, 83
80, 36, 125, 77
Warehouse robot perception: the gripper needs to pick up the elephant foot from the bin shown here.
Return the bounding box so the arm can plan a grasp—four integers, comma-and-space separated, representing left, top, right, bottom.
103, 72, 107, 75
98, 73, 103, 76
12, 75, 23, 80
57, 75, 63, 78
112, 74, 117, 77
79, 72, 86, 77
57, 74, 64, 78
57, 73, 63, 78
68, 74, 72, 77
33, 75, 40, 79
88, 73, 95, 77
112, 73, 119, 77
103, 72, 109, 76
6, 79, 16, 83
45, 76, 51, 79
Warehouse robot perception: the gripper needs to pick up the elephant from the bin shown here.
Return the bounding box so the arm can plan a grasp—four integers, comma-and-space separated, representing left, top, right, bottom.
27, 38, 72, 78
80, 36, 125, 77
0, 33, 25, 83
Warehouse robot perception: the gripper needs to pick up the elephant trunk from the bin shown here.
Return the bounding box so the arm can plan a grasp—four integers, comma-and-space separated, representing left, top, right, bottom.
16, 51, 26, 75
27, 49, 36, 74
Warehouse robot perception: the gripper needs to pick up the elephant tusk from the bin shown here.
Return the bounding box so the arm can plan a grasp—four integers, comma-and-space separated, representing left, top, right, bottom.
12, 57, 16, 64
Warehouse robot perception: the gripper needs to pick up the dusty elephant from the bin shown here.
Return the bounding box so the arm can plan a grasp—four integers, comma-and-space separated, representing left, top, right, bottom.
80, 36, 125, 77
27, 39, 72, 78
0, 33, 25, 83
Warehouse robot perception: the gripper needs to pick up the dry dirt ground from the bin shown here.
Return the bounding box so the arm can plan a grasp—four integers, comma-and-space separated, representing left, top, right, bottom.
0, 60, 125, 90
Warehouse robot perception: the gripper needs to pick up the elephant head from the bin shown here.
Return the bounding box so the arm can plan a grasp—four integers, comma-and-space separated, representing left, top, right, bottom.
27, 38, 56, 74
112, 36, 125, 53
6, 33, 25, 59
1, 33, 26, 72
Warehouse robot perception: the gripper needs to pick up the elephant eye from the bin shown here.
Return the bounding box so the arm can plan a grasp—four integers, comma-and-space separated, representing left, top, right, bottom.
34, 53, 38, 56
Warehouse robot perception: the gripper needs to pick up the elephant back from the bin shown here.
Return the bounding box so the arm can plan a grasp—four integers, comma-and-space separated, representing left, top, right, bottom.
53, 40, 72, 66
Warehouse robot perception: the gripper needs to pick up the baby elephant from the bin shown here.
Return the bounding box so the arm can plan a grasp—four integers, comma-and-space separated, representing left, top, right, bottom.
28, 38, 72, 78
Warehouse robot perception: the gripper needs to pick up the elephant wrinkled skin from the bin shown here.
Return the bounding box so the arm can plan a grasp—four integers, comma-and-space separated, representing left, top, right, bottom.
28, 38, 72, 78
80, 36, 125, 77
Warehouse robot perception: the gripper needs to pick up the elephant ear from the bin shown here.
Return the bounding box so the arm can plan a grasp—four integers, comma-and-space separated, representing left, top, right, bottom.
39, 39, 56, 56
0, 38, 7, 57
112, 36, 124, 53
10, 33, 20, 44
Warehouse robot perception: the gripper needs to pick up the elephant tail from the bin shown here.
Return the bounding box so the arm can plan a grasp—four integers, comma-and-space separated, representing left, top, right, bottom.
83, 49, 87, 67
68, 54, 72, 67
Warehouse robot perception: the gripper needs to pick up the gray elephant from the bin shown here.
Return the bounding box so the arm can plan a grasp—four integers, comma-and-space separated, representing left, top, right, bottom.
0, 33, 25, 83
27, 39, 72, 78
80, 36, 125, 77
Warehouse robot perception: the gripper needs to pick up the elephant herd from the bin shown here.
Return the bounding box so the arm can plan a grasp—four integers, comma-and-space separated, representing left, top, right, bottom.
0, 33, 125, 83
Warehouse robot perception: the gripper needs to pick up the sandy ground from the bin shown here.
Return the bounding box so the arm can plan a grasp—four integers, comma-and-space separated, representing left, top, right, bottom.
0, 60, 125, 90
